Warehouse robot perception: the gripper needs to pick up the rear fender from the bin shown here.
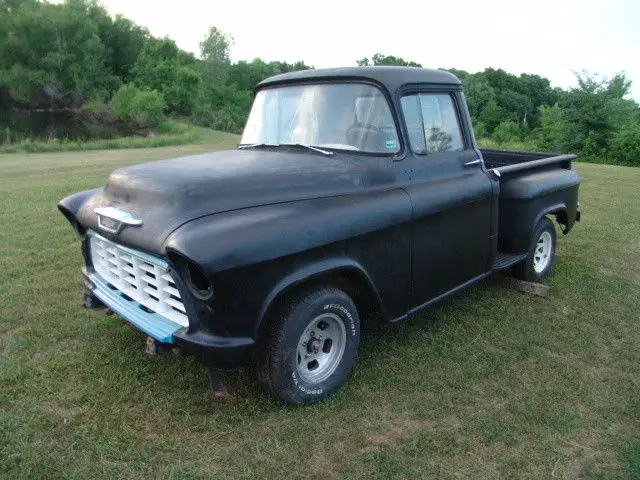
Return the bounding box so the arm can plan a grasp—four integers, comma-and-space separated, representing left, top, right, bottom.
534, 203, 567, 233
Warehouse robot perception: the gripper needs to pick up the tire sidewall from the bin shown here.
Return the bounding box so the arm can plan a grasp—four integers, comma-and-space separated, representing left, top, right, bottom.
274, 290, 360, 405
524, 217, 556, 282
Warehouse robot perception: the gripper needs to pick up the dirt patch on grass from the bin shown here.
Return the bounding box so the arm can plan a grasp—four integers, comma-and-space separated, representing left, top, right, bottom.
360, 414, 459, 453
41, 402, 87, 424
558, 429, 621, 478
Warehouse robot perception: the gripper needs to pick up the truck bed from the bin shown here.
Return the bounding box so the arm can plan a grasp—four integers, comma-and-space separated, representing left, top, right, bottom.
480, 148, 581, 256
480, 148, 576, 174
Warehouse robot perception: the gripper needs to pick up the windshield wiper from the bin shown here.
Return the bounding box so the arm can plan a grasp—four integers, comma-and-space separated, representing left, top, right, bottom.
238, 143, 335, 156
237, 143, 279, 150
280, 143, 334, 156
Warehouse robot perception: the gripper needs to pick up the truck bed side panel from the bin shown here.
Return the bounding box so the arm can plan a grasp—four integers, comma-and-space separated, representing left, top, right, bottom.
498, 170, 580, 253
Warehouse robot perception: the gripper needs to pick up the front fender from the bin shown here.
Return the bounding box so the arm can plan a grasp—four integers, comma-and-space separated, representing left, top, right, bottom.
58, 188, 102, 235
255, 257, 384, 337
164, 190, 412, 338
164, 188, 412, 274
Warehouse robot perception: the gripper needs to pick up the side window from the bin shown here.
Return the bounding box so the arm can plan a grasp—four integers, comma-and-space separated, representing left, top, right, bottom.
400, 93, 465, 154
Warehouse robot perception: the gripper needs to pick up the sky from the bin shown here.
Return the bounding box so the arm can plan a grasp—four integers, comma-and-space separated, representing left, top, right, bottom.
100, 0, 640, 100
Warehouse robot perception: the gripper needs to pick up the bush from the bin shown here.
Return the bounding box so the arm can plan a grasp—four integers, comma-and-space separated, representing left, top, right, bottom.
609, 122, 640, 166
492, 120, 523, 144
163, 66, 201, 116
77, 100, 116, 124
111, 84, 166, 127
192, 104, 240, 133
535, 104, 568, 151
472, 120, 487, 140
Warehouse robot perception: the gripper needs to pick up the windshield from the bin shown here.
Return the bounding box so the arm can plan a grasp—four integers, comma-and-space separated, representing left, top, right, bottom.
240, 83, 400, 154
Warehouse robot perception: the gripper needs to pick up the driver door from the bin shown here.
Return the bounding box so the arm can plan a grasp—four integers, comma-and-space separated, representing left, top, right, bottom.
401, 91, 493, 306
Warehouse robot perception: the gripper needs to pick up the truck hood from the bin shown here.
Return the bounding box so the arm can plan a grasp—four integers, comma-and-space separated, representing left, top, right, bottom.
76, 149, 395, 254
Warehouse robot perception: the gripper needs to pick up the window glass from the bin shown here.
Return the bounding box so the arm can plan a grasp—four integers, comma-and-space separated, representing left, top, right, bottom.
242, 83, 400, 153
400, 96, 426, 153
400, 93, 464, 154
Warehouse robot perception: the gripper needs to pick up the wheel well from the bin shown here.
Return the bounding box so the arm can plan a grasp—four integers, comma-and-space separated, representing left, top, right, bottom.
550, 208, 568, 228
532, 206, 567, 235
540, 207, 569, 234
258, 268, 383, 338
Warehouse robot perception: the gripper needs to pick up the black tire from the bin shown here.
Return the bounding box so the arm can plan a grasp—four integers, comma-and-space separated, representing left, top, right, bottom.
254, 287, 361, 405
513, 216, 556, 282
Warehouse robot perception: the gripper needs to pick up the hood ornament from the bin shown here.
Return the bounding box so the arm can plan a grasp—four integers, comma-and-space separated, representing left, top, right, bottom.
94, 206, 142, 234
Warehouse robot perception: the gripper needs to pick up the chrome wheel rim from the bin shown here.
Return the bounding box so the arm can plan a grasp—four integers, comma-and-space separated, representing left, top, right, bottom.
533, 231, 553, 273
296, 313, 346, 384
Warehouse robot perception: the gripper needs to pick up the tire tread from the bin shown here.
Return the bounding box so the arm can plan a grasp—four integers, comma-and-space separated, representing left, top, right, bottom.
513, 216, 556, 282
254, 287, 358, 404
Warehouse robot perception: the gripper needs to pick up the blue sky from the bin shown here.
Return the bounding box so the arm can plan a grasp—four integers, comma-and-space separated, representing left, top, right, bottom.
100, 0, 640, 101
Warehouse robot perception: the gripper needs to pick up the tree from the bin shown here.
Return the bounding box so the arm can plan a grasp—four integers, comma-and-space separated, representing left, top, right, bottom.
0, 0, 120, 104
609, 121, 640, 166
227, 58, 311, 92
445, 68, 470, 81
111, 83, 165, 126
534, 72, 640, 160
101, 15, 149, 82
199, 26, 232, 85
461, 76, 496, 121
357, 53, 422, 67
132, 37, 199, 115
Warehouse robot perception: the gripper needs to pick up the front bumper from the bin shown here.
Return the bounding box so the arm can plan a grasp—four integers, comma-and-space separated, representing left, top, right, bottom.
172, 329, 254, 369
82, 268, 255, 368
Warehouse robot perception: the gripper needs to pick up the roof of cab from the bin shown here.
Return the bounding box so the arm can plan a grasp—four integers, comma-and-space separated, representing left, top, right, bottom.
256, 66, 462, 91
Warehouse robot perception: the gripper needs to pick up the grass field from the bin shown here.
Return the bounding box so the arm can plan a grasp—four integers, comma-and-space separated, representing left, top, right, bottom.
1, 143, 638, 479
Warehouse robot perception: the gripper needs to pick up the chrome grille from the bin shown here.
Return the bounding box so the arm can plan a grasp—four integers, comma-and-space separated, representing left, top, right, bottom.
88, 232, 188, 326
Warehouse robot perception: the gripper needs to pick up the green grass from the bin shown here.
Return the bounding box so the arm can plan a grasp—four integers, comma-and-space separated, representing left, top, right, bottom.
1, 145, 638, 479
477, 137, 540, 151
0, 120, 238, 154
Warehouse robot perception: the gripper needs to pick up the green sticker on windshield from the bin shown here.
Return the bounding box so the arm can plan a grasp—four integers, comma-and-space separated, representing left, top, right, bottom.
385, 140, 397, 149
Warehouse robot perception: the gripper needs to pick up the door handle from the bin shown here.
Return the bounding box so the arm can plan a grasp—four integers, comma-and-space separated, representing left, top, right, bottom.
464, 159, 483, 167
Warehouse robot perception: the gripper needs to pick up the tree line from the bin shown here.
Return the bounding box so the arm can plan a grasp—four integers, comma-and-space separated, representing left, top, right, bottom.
1, 0, 638, 165
0, 0, 311, 132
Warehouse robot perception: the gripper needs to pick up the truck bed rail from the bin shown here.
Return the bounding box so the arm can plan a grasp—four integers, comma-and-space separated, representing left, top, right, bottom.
486, 152, 577, 177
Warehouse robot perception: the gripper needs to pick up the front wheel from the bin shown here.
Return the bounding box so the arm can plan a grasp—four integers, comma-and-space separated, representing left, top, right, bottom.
513, 216, 557, 282
254, 287, 360, 405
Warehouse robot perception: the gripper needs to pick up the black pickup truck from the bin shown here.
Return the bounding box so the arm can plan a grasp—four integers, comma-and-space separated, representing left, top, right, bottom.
59, 67, 581, 405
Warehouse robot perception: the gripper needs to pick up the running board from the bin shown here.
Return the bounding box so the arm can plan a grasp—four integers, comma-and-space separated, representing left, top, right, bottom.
493, 251, 527, 270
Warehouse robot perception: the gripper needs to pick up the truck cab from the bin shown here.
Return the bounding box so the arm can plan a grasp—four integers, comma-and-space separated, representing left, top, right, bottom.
59, 67, 580, 405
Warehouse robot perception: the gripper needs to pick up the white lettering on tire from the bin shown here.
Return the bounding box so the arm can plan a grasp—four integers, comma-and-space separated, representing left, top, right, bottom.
323, 303, 356, 336
291, 371, 323, 395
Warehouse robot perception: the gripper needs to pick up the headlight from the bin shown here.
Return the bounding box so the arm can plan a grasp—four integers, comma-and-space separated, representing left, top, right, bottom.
183, 261, 214, 301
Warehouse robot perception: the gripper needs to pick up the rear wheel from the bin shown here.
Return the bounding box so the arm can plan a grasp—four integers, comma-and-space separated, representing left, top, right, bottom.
513, 216, 556, 282
255, 287, 360, 405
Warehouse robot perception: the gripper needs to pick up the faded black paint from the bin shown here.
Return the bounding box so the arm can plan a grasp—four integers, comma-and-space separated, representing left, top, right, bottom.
58, 67, 581, 369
